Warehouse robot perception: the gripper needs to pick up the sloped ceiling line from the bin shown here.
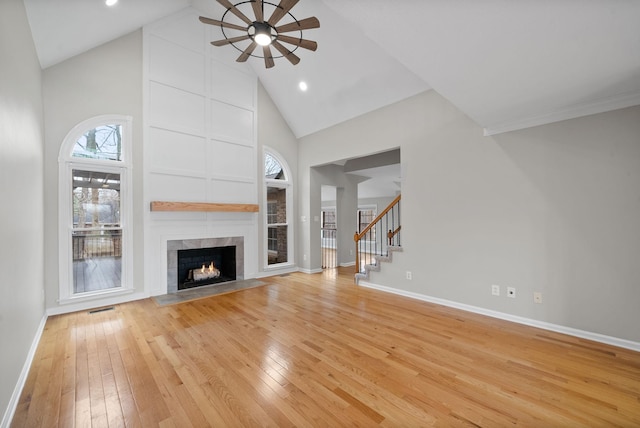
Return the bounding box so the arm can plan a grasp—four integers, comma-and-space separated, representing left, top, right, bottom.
24, 0, 640, 137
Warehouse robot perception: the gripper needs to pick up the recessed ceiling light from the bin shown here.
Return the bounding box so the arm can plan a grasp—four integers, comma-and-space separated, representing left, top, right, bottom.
298, 81, 308, 92
105, 0, 118, 6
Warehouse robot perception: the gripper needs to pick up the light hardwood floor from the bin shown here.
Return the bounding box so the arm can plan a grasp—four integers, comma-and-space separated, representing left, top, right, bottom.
13, 268, 640, 427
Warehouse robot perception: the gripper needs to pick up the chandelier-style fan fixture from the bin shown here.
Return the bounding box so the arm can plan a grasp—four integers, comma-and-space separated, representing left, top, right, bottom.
199, 0, 319, 68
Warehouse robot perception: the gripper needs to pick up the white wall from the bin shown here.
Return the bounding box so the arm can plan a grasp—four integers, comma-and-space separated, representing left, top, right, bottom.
42, 30, 144, 311
299, 90, 640, 343
143, 8, 260, 294
0, 0, 45, 423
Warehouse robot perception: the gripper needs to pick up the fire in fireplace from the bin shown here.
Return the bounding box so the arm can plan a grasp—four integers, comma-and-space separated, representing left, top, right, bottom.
177, 246, 236, 290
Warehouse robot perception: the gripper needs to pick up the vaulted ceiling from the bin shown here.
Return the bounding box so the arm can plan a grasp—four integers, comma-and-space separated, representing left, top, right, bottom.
24, 0, 640, 138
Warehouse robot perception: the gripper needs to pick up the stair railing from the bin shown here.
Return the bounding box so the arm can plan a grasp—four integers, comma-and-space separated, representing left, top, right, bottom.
354, 194, 401, 274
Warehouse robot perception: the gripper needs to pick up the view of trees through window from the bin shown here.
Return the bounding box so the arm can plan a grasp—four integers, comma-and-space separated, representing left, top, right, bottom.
73, 125, 122, 161
71, 169, 122, 293
265, 152, 285, 180
72, 170, 121, 228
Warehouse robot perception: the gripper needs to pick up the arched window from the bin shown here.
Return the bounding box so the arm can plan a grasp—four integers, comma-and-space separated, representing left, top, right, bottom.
264, 149, 293, 267
58, 115, 133, 303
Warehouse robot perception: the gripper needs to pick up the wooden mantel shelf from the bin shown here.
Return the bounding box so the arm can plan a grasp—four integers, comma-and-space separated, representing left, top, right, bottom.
150, 201, 259, 213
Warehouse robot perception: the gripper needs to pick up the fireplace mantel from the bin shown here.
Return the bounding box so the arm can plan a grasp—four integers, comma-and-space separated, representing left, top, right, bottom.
150, 201, 259, 213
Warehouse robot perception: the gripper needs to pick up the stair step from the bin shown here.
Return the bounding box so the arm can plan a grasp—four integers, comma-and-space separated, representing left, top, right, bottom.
355, 246, 402, 284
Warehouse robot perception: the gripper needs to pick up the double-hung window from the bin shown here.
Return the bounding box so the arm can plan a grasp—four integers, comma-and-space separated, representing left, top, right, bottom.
58, 115, 133, 303
264, 150, 293, 267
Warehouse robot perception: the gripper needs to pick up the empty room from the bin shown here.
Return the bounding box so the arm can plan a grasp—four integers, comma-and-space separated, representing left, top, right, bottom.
1, 0, 639, 426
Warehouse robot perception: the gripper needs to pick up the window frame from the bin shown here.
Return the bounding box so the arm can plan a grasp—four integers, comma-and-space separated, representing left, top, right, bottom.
58, 115, 134, 304
263, 148, 294, 269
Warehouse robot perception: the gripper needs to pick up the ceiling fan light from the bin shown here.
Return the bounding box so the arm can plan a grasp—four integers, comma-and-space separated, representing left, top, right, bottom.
251, 22, 273, 46
255, 32, 272, 46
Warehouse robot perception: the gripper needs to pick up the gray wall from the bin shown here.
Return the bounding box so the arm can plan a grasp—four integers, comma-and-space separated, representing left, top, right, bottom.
42, 30, 144, 310
0, 0, 45, 422
257, 83, 298, 271
299, 90, 640, 343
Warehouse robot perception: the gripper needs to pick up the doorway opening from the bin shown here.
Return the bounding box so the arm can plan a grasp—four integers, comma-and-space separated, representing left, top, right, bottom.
321, 185, 337, 269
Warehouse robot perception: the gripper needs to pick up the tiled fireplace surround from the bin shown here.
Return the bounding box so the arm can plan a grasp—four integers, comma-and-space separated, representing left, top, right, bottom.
166, 237, 244, 294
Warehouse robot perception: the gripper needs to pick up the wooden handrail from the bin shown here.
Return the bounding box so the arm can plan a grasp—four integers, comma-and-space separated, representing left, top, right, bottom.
354, 194, 401, 241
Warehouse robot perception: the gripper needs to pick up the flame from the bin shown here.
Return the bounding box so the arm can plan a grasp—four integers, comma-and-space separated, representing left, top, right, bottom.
200, 264, 205, 273
209, 262, 214, 272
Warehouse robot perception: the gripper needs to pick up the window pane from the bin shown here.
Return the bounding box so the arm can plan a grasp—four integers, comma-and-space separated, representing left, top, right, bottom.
267, 225, 288, 265
266, 186, 286, 224
72, 170, 120, 227
72, 229, 122, 292
72, 125, 122, 161
71, 169, 122, 293
265, 153, 285, 180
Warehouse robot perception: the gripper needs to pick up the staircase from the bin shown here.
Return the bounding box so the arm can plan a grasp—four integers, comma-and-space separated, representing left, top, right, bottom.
354, 194, 401, 283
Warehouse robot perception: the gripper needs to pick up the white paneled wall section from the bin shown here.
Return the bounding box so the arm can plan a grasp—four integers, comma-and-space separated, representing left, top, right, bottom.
143, 8, 259, 296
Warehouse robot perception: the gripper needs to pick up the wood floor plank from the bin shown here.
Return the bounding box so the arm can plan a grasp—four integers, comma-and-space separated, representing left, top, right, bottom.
12, 267, 640, 427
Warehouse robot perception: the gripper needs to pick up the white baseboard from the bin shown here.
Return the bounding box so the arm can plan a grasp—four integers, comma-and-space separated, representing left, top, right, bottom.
358, 280, 640, 352
254, 265, 300, 278
1, 314, 48, 428
339, 262, 356, 267
298, 267, 323, 274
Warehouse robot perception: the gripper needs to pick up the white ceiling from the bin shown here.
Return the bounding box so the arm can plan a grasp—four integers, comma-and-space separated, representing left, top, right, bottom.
24, 0, 640, 138
321, 163, 401, 201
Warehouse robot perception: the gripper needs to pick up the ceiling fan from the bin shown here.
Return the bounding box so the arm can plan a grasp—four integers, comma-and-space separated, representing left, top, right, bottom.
199, 0, 320, 69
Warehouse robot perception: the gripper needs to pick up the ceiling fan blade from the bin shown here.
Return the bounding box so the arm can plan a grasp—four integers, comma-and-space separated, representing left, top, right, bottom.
237, 41, 257, 62
211, 35, 250, 46
263, 46, 275, 68
268, 0, 299, 26
277, 34, 318, 51
251, 0, 263, 22
271, 40, 300, 65
276, 16, 320, 34
199, 16, 247, 32
217, 0, 253, 25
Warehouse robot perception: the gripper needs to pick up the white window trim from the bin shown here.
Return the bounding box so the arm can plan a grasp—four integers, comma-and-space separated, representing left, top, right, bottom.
58, 115, 134, 304
263, 147, 294, 270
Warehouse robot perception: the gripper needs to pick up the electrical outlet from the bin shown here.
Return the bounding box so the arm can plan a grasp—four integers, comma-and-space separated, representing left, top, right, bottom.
507, 287, 516, 298
303, 254, 307, 261
406, 271, 412, 280
491, 284, 500, 296
533, 292, 542, 304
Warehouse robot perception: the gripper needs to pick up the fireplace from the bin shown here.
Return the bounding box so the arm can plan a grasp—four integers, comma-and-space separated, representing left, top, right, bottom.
167, 237, 244, 293
177, 246, 236, 290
